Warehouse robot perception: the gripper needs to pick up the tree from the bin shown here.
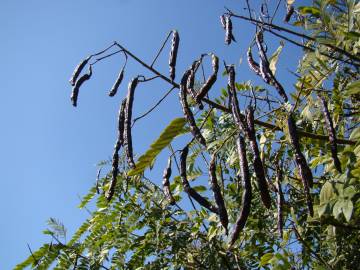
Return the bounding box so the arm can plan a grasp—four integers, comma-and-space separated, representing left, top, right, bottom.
16, 1, 360, 269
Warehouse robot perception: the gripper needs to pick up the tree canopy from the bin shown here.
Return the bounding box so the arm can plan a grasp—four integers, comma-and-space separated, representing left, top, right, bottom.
16, 1, 360, 269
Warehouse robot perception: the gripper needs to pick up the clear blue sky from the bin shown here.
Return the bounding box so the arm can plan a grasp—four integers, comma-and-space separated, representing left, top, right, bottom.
0, 1, 302, 268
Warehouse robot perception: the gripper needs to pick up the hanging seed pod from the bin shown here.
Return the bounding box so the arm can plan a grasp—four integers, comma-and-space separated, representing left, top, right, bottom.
275, 159, 284, 238
209, 154, 229, 234
69, 56, 91, 86
124, 77, 139, 168
162, 157, 176, 205
287, 115, 314, 216
284, 5, 295, 23
106, 99, 127, 201
247, 47, 261, 76
320, 96, 342, 173
245, 106, 272, 209
195, 54, 219, 104
179, 70, 207, 147
108, 67, 125, 97
220, 15, 226, 29
229, 135, 252, 247
71, 65, 92, 107
225, 16, 236, 45
169, 30, 180, 81
187, 68, 204, 110
180, 146, 218, 213
255, 31, 289, 102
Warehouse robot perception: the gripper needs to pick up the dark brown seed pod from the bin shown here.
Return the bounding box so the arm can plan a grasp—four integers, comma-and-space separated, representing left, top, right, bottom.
106, 99, 127, 201
320, 96, 342, 173
209, 154, 229, 234
245, 106, 272, 209
180, 146, 218, 213
229, 135, 252, 247
186, 68, 204, 110
255, 31, 289, 102
284, 5, 295, 23
124, 77, 139, 168
287, 114, 314, 216
71, 65, 92, 107
69, 56, 91, 86
225, 16, 236, 45
275, 159, 284, 238
247, 47, 261, 76
162, 157, 176, 205
169, 30, 180, 81
179, 70, 207, 147
108, 67, 125, 97
220, 15, 226, 29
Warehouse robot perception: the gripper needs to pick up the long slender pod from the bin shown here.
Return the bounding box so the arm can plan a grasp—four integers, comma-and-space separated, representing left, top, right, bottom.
124, 77, 139, 168
209, 154, 229, 233
71, 65, 92, 107
108, 67, 125, 97
287, 115, 314, 216
245, 106, 272, 209
275, 158, 284, 238
247, 47, 261, 76
179, 70, 207, 147
225, 16, 236, 45
162, 157, 176, 205
320, 96, 342, 173
195, 54, 219, 104
180, 146, 218, 213
69, 56, 91, 86
169, 30, 180, 81
106, 99, 127, 201
229, 135, 252, 247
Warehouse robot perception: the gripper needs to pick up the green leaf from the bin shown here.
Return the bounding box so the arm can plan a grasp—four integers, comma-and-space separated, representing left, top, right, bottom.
269, 41, 284, 75
345, 80, 360, 96
342, 200, 353, 222
320, 181, 334, 204
128, 117, 187, 176
298, 6, 320, 17
260, 253, 273, 266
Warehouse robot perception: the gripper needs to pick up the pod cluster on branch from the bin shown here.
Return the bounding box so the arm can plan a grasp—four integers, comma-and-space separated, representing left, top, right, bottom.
124, 77, 139, 168
180, 146, 218, 213
70, 65, 93, 107
227, 65, 271, 209
179, 70, 207, 147
162, 157, 176, 205
320, 96, 342, 173
209, 154, 229, 234
229, 135, 252, 247
106, 99, 127, 201
169, 30, 179, 81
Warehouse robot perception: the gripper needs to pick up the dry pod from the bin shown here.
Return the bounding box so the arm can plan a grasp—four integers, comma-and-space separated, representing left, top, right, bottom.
220, 15, 226, 29
225, 16, 236, 45
229, 135, 252, 247
180, 146, 218, 213
209, 154, 228, 234
275, 159, 284, 238
69, 56, 91, 86
71, 65, 92, 107
108, 67, 125, 97
247, 47, 261, 76
287, 115, 314, 216
169, 30, 180, 81
106, 99, 127, 201
245, 106, 271, 209
284, 5, 295, 23
195, 54, 219, 104
179, 69, 207, 147
320, 96, 342, 173
162, 157, 176, 205
124, 77, 139, 168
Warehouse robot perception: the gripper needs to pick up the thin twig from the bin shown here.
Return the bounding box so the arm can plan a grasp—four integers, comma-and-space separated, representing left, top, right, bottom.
151, 30, 173, 67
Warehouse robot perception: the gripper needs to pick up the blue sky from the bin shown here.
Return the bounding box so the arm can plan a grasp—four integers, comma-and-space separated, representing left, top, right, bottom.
0, 0, 302, 268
